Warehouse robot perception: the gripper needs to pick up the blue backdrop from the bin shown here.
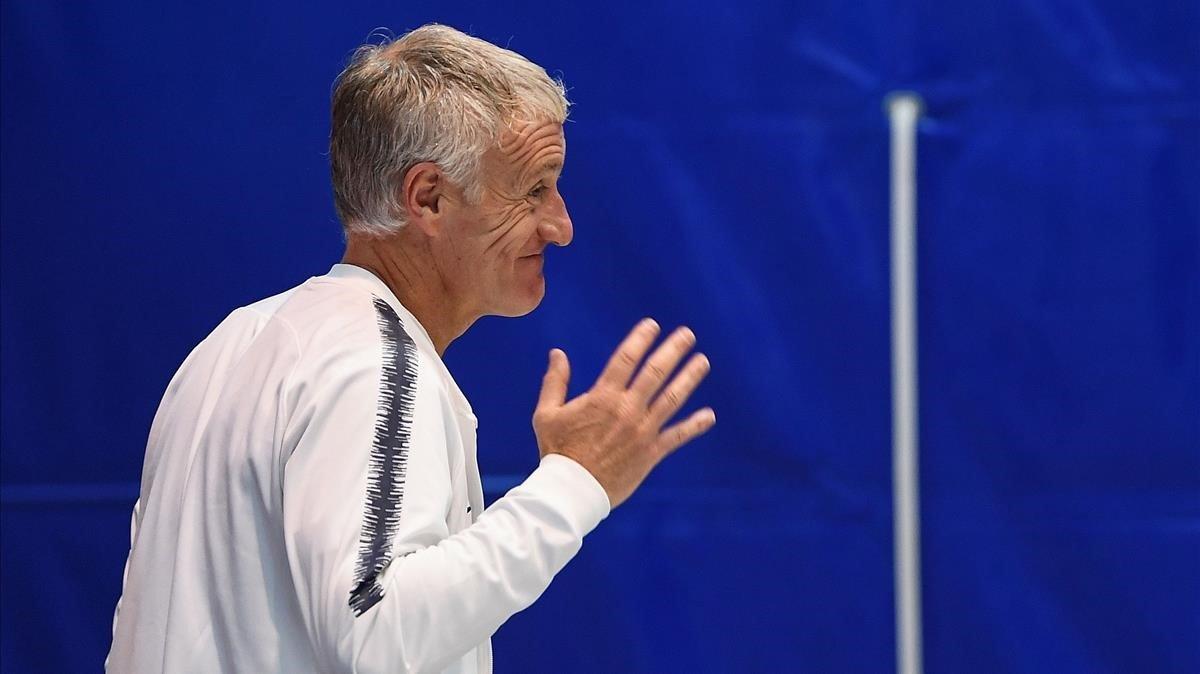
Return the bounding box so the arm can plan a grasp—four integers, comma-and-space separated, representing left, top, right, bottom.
2, 1, 1197, 672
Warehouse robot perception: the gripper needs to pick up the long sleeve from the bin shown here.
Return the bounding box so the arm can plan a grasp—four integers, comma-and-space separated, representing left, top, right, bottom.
279, 310, 610, 673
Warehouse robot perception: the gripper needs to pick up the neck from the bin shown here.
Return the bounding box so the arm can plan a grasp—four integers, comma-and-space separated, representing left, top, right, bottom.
341, 234, 476, 357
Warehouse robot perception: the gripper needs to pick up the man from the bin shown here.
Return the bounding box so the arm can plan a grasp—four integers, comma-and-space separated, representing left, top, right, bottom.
108, 24, 714, 673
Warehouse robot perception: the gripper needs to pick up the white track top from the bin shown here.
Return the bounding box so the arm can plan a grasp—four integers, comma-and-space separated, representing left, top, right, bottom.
107, 263, 610, 673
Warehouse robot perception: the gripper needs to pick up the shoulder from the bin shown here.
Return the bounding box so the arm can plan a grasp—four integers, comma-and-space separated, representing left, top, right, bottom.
277, 280, 448, 409
171, 289, 302, 382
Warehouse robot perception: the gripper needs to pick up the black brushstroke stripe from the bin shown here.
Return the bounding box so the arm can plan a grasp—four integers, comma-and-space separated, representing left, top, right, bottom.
349, 297, 419, 617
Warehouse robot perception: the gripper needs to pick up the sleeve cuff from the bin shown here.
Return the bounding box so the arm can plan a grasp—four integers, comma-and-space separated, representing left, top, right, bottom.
520, 453, 612, 536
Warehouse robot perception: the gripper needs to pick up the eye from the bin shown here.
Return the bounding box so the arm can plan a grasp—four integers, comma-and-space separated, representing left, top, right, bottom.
528, 183, 548, 199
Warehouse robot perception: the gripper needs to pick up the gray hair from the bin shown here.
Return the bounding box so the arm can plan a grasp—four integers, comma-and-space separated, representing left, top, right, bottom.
330, 24, 570, 237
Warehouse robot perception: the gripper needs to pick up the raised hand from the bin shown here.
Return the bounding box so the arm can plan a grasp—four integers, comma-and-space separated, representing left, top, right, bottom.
532, 319, 715, 509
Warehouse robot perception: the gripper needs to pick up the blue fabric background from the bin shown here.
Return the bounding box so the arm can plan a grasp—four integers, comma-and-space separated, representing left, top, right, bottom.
2, 1, 1197, 672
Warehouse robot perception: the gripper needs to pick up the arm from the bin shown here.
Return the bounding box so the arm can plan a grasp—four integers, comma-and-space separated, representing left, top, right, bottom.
280, 349, 609, 673
282, 317, 713, 673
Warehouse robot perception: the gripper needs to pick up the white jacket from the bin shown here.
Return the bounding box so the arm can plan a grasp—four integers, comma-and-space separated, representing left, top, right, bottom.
107, 263, 611, 673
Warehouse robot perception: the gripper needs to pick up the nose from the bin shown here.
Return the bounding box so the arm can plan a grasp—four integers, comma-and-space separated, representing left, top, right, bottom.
539, 191, 573, 248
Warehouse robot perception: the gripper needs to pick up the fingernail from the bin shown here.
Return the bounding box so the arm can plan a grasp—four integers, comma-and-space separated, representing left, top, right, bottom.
704, 408, 716, 424
642, 318, 659, 331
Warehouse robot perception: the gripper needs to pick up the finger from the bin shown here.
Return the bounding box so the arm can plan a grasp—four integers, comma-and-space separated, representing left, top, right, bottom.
628, 326, 696, 406
595, 318, 660, 390
655, 407, 716, 457
647, 352, 710, 425
536, 348, 571, 411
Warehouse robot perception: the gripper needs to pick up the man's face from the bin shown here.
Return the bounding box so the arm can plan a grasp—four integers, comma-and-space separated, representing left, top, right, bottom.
434, 120, 572, 318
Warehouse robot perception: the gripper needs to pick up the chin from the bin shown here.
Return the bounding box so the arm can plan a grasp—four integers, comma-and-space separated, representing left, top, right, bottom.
495, 282, 546, 317
507, 293, 544, 317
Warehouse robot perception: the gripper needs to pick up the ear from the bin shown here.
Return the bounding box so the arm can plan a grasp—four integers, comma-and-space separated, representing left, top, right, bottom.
399, 162, 445, 237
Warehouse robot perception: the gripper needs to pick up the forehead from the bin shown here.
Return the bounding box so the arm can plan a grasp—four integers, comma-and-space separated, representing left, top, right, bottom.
486, 120, 566, 181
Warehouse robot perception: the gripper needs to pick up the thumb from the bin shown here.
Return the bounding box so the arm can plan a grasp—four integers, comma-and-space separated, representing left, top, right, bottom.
536, 348, 570, 410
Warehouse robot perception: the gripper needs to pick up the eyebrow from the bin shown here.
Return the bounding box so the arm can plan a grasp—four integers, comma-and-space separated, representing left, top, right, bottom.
517, 159, 564, 190
536, 160, 563, 177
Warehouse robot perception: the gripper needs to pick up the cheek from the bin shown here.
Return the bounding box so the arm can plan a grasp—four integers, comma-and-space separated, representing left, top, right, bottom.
487, 209, 537, 260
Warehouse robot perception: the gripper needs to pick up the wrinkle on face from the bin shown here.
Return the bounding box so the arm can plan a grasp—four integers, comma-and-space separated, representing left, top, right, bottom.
475, 120, 565, 252
433, 117, 568, 317
494, 122, 565, 196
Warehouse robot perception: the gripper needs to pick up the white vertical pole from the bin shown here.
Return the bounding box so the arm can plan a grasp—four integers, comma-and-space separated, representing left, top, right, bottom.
886, 91, 925, 674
